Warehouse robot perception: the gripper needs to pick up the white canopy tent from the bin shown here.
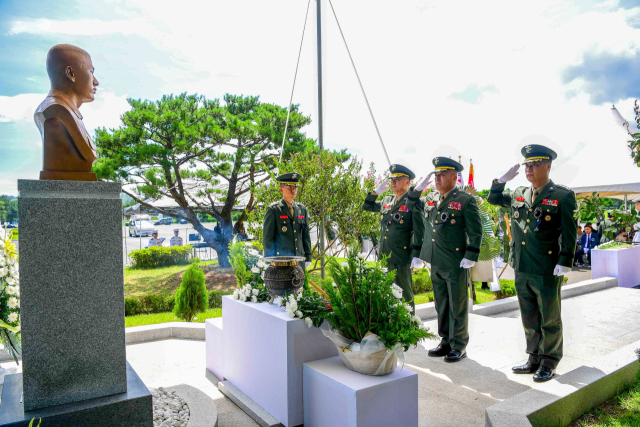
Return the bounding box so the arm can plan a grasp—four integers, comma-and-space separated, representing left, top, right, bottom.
571, 182, 640, 208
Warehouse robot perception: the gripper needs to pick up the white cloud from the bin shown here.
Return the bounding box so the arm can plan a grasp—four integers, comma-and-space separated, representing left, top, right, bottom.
8, 18, 161, 38
0, 93, 46, 123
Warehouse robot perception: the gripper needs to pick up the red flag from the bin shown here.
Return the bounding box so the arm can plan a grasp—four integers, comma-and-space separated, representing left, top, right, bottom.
469, 161, 475, 188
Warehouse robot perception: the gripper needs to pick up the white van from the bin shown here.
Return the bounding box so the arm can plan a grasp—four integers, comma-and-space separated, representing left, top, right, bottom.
128, 214, 155, 237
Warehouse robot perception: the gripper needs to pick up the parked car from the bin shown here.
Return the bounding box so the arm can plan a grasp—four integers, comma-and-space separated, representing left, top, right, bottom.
180, 219, 188, 224
153, 218, 173, 226
128, 215, 155, 237
5, 223, 18, 229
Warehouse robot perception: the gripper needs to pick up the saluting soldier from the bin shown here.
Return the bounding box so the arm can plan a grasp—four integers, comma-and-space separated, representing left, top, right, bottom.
263, 173, 312, 269
148, 230, 163, 247
363, 164, 425, 311
170, 229, 183, 247
488, 144, 576, 382
419, 157, 482, 363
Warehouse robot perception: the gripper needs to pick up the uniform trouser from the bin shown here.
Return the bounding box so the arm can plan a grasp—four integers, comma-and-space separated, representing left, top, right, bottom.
514, 271, 563, 369
431, 266, 469, 351
388, 263, 414, 312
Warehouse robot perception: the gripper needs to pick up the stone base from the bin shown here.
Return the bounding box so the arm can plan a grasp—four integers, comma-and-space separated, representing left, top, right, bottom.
39, 171, 97, 181
0, 362, 152, 427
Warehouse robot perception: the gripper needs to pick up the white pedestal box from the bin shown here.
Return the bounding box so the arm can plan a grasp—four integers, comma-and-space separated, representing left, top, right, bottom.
222, 296, 338, 427
592, 246, 640, 288
303, 356, 418, 427
205, 318, 224, 381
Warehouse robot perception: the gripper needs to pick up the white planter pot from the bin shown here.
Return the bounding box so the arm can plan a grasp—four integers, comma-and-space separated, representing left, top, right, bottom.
470, 260, 493, 282
592, 245, 640, 288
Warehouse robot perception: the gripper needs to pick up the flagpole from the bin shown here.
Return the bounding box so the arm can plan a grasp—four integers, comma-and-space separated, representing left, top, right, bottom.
317, 0, 326, 279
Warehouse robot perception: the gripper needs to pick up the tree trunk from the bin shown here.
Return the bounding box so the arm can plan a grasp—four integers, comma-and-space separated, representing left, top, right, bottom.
192, 216, 234, 268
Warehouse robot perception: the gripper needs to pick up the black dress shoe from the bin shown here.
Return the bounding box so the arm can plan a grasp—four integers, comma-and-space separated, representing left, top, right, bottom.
533, 366, 556, 382
444, 349, 467, 363
512, 361, 540, 374
428, 344, 452, 357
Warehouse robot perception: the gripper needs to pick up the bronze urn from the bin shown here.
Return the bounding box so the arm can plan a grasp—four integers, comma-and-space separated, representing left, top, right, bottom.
262, 256, 306, 297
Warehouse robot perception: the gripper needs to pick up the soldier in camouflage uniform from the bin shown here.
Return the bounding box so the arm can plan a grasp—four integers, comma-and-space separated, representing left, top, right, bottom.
488, 144, 577, 382
419, 157, 483, 363
263, 173, 312, 270
363, 164, 425, 311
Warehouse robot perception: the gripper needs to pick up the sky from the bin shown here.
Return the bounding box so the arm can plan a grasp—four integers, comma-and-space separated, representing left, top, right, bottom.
0, 0, 639, 195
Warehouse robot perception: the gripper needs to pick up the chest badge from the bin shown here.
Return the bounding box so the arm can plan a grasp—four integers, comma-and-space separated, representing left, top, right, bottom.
451, 219, 456, 224
513, 211, 520, 219
533, 207, 543, 231
448, 201, 462, 211
545, 215, 551, 221
282, 226, 288, 232
542, 199, 559, 206
440, 211, 450, 223
392, 213, 403, 222
399, 205, 410, 213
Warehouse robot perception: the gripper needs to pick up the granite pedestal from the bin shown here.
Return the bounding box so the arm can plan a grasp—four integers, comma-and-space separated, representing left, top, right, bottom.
222, 296, 338, 427
0, 180, 151, 426
303, 356, 418, 427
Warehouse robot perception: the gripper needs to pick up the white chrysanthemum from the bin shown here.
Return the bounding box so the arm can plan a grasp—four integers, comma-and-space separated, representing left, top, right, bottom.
304, 317, 313, 328
257, 261, 267, 269
251, 296, 257, 303
332, 282, 337, 288
357, 252, 366, 259
5, 277, 15, 286
297, 292, 303, 301
0, 258, 4, 267
404, 303, 413, 313
381, 267, 388, 273
5, 286, 15, 296
287, 309, 296, 318
295, 310, 303, 318
0, 240, 4, 249
341, 262, 349, 267
15, 286, 19, 297
391, 284, 403, 299
0, 268, 6, 278
248, 249, 259, 256
252, 288, 259, 296
232, 290, 240, 300
239, 293, 247, 302
277, 297, 285, 307
7, 297, 18, 309
7, 313, 17, 323
250, 267, 260, 274
412, 315, 422, 326
288, 301, 298, 312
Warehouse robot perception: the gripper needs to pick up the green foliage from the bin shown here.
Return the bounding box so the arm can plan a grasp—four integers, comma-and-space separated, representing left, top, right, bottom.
627, 100, 640, 167
316, 252, 435, 351
173, 263, 208, 322
229, 241, 266, 287
129, 246, 193, 269
576, 193, 638, 242
598, 241, 634, 250
208, 290, 233, 309
460, 186, 503, 261
412, 269, 433, 294
247, 152, 378, 270
494, 281, 517, 299
0, 196, 18, 223
124, 290, 231, 316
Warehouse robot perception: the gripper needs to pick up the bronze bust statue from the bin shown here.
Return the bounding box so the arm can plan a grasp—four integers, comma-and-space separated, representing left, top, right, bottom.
34, 44, 99, 181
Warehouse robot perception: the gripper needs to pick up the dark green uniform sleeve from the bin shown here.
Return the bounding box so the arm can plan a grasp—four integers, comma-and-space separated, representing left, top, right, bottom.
363, 192, 383, 212
303, 206, 312, 262
406, 187, 422, 208
487, 180, 512, 208
411, 198, 425, 258
263, 207, 276, 258
463, 196, 483, 262
558, 191, 578, 267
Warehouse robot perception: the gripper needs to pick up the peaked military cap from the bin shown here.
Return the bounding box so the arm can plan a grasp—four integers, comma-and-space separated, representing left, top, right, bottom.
173, 229, 180, 232
389, 164, 415, 180
276, 172, 302, 187
521, 144, 557, 163
433, 157, 464, 172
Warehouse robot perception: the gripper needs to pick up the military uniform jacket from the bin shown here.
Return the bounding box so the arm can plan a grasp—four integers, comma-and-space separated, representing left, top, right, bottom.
170, 236, 183, 247
363, 188, 425, 266
148, 237, 162, 247
419, 189, 482, 270
263, 199, 312, 262
487, 180, 577, 275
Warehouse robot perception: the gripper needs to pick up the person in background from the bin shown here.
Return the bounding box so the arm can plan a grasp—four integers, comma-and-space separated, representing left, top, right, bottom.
236, 225, 249, 242
575, 224, 598, 266
148, 230, 163, 247
577, 225, 583, 238
170, 229, 183, 247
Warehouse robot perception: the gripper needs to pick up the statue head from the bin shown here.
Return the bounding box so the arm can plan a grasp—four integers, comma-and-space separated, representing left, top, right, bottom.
46, 44, 99, 107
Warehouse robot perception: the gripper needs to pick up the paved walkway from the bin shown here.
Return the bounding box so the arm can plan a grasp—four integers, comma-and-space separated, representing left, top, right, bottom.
5, 285, 636, 427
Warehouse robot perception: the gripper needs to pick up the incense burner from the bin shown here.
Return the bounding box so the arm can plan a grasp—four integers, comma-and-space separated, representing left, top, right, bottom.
262, 256, 306, 297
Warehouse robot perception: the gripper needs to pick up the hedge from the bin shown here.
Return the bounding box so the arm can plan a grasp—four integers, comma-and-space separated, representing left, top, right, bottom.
124, 290, 232, 316
129, 246, 193, 269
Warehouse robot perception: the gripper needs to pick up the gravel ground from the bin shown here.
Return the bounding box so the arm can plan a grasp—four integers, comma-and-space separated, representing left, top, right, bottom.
152, 387, 190, 427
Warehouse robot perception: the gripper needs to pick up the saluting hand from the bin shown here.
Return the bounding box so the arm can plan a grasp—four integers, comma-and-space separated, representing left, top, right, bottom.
415, 172, 434, 192
498, 164, 520, 183
373, 178, 390, 195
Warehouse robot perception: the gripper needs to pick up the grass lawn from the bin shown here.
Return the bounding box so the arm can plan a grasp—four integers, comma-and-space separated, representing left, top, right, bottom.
570, 369, 640, 426
125, 308, 222, 328
414, 280, 515, 306
124, 260, 218, 298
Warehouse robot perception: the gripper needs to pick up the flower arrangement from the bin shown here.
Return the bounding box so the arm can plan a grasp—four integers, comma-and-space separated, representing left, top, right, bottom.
230, 242, 271, 303
0, 228, 21, 364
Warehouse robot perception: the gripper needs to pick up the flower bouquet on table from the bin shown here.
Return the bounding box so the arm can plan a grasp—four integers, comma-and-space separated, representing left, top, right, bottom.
299, 252, 436, 376
0, 229, 21, 364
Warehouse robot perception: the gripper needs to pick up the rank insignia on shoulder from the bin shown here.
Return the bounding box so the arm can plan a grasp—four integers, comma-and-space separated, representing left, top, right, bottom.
282, 226, 287, 232
448, 201, 462, 211
513, 211, 520, 219
516, 197, 525, 202
280, 215, 288, 219
542, 199, 559, 206
427, 201, 435, 206
399, 205, 410, 213
383, 204, 391, 209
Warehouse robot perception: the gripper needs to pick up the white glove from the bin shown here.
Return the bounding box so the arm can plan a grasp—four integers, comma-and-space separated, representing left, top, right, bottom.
584, 248, 589, 254
411, 257, 424, 268
498, 164, 520, 183
305, 261, 312, 268
460, 258, 476, 269
553, 264, 571, 276
414, 173, 434, 192
373, 178, 390, 195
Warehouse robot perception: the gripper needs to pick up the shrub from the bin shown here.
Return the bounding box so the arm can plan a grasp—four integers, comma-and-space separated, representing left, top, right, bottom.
173, 263, 208, 322
494, 281, 517, 300
208, 290, 233, 309
413, 269, 433, 294
129, 246, 193, 269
